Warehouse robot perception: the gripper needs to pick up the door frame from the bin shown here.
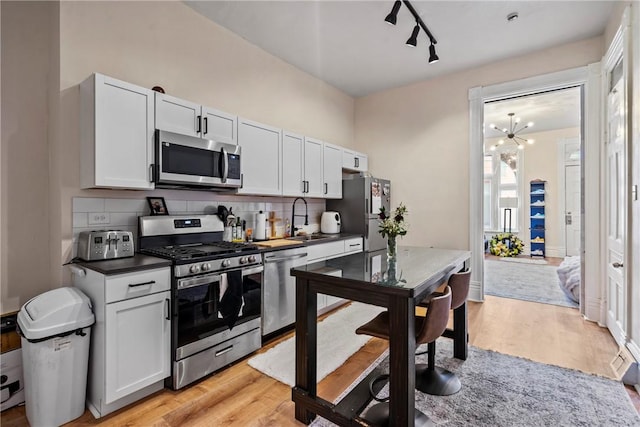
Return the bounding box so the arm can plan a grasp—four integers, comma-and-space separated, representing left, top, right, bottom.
469, 65, 603, 321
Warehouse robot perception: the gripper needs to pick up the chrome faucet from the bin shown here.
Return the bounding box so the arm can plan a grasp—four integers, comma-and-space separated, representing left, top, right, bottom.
291, 197, 308, 237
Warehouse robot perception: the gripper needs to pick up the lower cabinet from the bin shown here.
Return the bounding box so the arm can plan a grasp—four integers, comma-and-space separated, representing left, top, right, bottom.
306, 238, 363, 314
73, 266, 171, 418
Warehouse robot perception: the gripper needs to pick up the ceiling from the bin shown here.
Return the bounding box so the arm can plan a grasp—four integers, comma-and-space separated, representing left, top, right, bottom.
485, 87, 581, 138
185, 1, 616, 98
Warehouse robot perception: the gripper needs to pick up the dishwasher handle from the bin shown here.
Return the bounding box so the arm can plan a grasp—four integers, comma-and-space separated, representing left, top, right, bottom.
264, 253, 308, 263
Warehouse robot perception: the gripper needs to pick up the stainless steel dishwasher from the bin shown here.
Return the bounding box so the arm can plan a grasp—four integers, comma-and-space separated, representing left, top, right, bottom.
262, 247, 308, 336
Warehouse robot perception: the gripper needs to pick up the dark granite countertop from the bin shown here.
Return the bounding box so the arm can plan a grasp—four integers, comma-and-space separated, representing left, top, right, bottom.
74, 254, 172, 275
291, 246, 470, 297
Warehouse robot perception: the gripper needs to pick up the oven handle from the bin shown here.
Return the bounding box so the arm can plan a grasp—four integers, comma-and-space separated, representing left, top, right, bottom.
177, 274, 222, 290
241, 265, 264, 276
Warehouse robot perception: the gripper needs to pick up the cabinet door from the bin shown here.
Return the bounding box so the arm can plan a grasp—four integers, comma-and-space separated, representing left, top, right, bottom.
82, 74, 155, 190
304, 137, 324, 198
104, 291, 170, 404
155, 92, 201, 137
323, 143, 343, 198
342, 149, 358, 170
237, 119, 282, 195
202, 106, 237, 144
282, 131, 305, 197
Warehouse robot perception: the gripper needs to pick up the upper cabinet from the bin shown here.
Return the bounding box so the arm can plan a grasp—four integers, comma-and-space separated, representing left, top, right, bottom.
304, 137, 324, 198
323, 143, 343, 198
342, 149, 368, 172
282, 132, 305, 197
155, 93, 237, 144
237, 118, 282, 196
80, 73, 155, 190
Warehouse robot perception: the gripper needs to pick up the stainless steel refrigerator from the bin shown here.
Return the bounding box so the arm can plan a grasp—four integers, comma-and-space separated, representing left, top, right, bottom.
327, 174, 391, 252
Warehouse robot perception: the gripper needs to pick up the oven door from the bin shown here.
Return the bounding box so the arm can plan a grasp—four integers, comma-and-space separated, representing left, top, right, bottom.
155, 129, 241, 188
174, 265, 262, 360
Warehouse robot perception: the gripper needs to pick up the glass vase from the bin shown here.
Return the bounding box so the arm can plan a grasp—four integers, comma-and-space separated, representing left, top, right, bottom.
387, 235, 397, 259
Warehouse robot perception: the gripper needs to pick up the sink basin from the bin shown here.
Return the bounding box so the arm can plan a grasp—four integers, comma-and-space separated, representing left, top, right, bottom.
286, 234, 340, 242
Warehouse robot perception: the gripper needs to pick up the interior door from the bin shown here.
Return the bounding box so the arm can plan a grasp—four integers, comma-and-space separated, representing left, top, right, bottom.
564, 164, 581, 256
605, 70, 627, 346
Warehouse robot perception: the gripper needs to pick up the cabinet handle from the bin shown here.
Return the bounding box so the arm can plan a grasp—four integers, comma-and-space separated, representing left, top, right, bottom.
349, 243, 360, 247
612, 262, 624, 268
128, 280, 155, 288
165, 299, 170, 320
355, 157, 359, 168
215, 345, 234, 357
203, 117, 208, 135
301, 181, 305, 193
196, 115, 202, 133
324, 183, 328, 195
304, 181, 309, 193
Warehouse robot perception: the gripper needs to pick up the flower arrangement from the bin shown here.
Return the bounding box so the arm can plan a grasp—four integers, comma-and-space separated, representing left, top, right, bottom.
378, 203, 408, 238
489, 233, 524, 257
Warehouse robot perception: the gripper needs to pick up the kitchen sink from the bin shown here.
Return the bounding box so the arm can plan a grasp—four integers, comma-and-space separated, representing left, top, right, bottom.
286, 234, 340, 242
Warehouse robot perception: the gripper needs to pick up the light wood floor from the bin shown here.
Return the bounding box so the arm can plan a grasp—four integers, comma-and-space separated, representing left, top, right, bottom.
0, 296, 630, 426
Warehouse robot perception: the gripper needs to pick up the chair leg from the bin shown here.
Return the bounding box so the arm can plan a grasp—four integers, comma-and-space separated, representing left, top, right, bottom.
415, 340, 462, 396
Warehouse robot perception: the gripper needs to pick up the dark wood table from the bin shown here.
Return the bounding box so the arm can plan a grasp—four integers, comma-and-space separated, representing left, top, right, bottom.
290, 246, 471, 426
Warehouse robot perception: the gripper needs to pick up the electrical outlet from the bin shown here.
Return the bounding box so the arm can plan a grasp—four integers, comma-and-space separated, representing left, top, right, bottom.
88, 212, 110, 225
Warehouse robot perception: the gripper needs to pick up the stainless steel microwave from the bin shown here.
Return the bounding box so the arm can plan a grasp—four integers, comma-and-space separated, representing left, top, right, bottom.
153, 130, 241, 189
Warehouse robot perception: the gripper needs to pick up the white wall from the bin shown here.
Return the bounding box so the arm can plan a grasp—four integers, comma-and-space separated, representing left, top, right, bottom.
1, 1, 355, 313
354, 37, 603, 250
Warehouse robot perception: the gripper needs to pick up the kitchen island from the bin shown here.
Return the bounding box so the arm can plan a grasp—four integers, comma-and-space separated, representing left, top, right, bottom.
290, 246, 471, 426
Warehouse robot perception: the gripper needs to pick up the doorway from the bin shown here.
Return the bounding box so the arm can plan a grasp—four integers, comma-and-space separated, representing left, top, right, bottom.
482, 88, 582, 308
468, 65, 603, 322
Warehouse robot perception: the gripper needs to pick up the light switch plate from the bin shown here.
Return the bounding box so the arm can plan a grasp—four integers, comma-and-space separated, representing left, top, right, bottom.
88, 212, 110, 225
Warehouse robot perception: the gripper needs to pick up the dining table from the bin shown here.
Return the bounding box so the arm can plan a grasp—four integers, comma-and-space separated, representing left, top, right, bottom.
290, 246, 471, 426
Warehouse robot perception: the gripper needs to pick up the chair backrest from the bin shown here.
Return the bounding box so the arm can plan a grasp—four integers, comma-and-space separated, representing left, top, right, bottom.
449, 270, 471, 310
416, 286, 451, 345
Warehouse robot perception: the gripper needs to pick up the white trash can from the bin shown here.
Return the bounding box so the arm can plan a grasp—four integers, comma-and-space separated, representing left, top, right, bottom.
17, 287, 95, 427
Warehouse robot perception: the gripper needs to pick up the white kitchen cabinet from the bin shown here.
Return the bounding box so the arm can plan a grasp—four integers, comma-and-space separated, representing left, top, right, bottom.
323, 142, 343, 199
342, 149, 368, 172
73, 266, 171, 418
155, 92, 237, 144
80, 73, 154, 190
282, 131, 305, 197
304, 137, 324, 197
237, 118, 282, 196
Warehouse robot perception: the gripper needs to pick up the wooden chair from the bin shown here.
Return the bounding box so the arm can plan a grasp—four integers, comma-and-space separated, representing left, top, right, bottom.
354, 286, 452, 426
415, 269, 471, 396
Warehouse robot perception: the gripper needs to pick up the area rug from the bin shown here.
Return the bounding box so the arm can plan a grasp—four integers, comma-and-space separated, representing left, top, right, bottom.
248, 302, 385, 387
311, 339, 640, 426
499, 257, 548, 265
484, 259, 578, 308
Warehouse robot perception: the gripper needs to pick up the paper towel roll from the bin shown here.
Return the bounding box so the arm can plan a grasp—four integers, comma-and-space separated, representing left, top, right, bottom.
254, 211, 267, 241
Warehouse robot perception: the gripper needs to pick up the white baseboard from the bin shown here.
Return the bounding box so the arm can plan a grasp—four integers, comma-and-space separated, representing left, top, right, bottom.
469, 280, 482, 302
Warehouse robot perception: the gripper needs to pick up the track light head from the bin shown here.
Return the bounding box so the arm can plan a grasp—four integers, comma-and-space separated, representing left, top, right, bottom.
428, 43, 439, 63
385, 0, 402, 25
406, 24, 420, 47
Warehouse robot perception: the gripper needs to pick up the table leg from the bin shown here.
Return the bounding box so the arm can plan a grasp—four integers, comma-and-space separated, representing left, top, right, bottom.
452, 301, 468, 360
294, 278, 318, 424
388, 296, 415, 427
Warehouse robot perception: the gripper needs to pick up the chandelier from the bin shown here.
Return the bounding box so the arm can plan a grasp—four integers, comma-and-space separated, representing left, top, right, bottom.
488, 113, 535, 151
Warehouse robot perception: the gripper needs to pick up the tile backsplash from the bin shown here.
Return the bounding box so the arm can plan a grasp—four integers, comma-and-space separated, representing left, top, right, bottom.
72, 195, 326, 257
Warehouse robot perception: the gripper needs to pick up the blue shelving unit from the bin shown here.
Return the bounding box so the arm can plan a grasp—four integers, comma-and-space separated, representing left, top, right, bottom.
530, 180, 546, 258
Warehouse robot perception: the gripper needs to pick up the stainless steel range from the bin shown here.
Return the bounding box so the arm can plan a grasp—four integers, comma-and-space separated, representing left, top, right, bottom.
138, 214, 262, 390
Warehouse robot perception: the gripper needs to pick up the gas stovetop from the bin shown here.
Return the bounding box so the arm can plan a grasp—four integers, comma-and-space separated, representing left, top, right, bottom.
140, 241, 258, 262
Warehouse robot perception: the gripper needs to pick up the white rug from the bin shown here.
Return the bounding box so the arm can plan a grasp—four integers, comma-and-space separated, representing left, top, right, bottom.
499, 257, 548, 265
248, 302, 385, 387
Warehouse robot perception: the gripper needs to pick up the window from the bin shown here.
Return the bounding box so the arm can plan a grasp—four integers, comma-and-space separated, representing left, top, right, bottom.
484, 148, 522, 232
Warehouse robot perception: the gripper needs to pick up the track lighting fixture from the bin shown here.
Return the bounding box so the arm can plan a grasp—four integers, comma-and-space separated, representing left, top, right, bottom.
384, 1, 439, 62
428, 43, 439, 63
406, 23, 419, 47
385, 1, 401, 25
